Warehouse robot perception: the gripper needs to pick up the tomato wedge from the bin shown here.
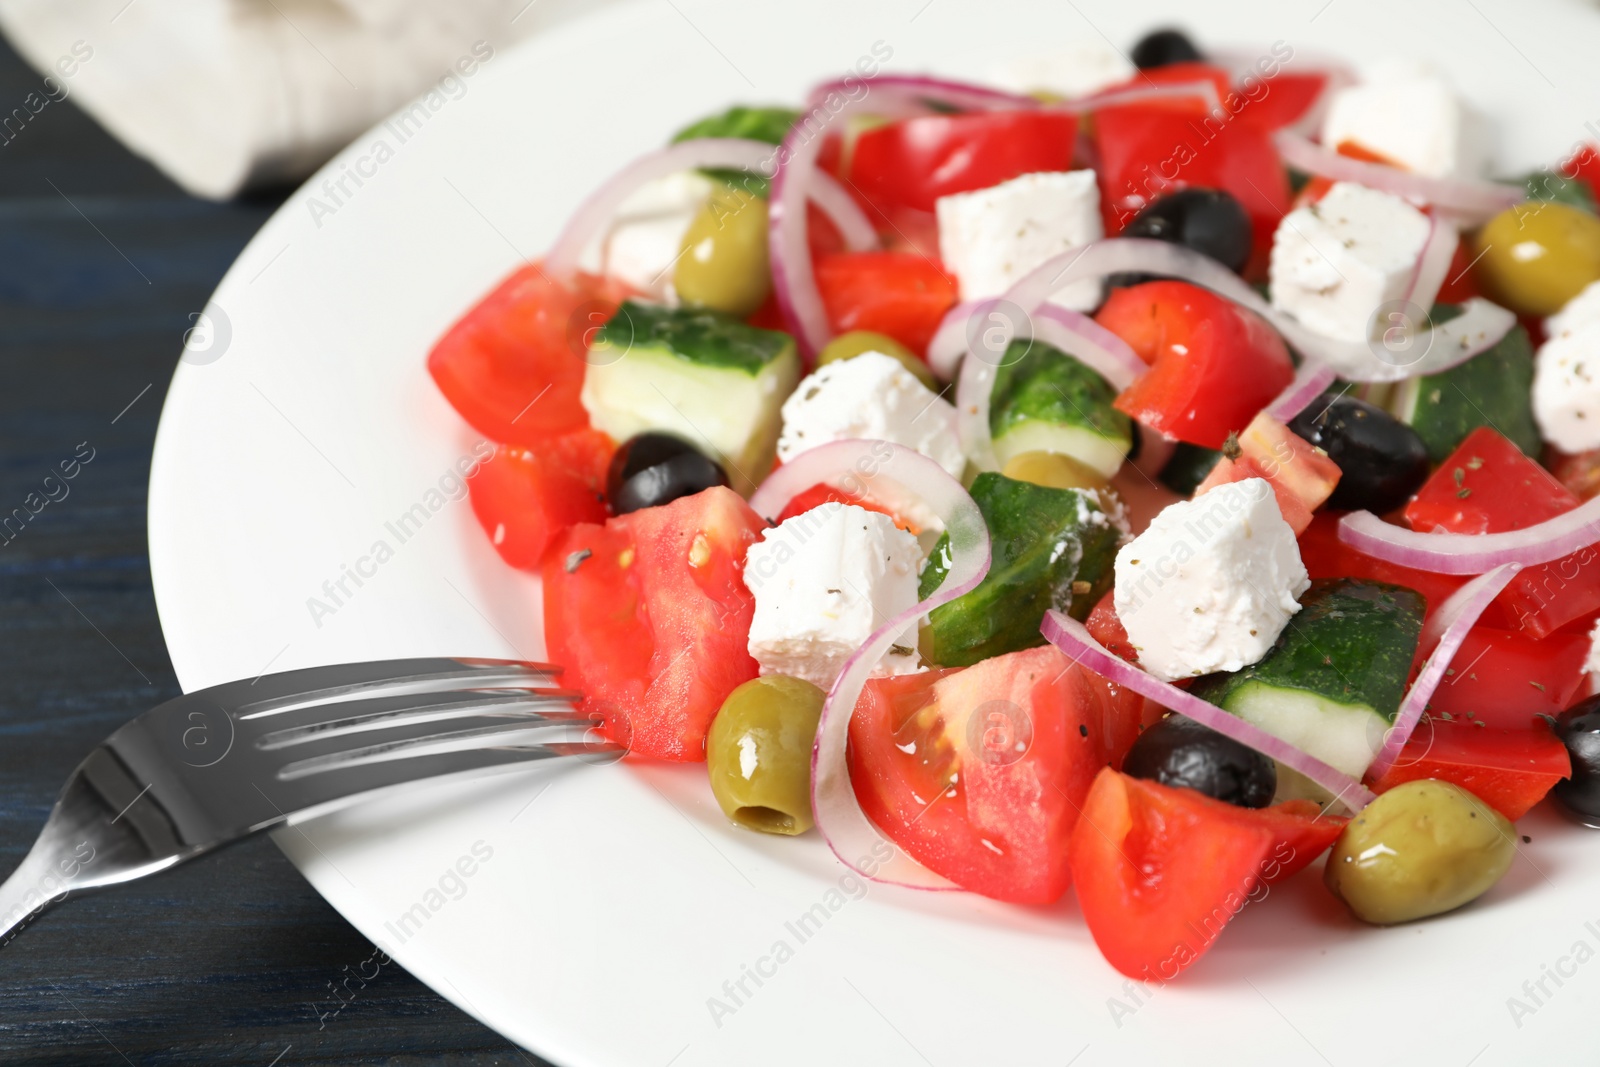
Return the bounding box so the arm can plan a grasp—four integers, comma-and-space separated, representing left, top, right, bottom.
542, 486, 765, 761
428, 265, 627, 448
848, 111, 1080, 215
1068, 769, 1346, 980
849, 645, 1142, 904
1367, 716, 1571, 821
814, 252, 957, 357
469, 431, 614, 570
1097, 280, 1294, 448
1406, 427, 1600, 639
1424, 626, 1591, 730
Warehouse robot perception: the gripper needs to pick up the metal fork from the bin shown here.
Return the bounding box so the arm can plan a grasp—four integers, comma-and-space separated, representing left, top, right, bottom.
0, 657, 617, 948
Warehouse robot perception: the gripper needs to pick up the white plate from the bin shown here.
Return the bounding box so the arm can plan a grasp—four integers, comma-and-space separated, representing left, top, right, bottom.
149, 1, 1600, 1063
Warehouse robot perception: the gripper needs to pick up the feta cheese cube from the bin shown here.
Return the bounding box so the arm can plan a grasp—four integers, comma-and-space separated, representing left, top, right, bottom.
1113, 478, 1309, 682
1547, 279, 1600, 341
1269, 181, 1431, 347
936, 170, 1105, 311
744, 502, 924, 688
776, 351, 965, 479
583, 171, 712, 299
989, 43, 1135, 101
1532, 318, 1600, 452
1321, 61, 1484, 180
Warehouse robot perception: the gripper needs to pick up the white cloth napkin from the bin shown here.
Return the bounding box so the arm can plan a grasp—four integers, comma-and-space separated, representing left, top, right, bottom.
0, 0, 597, 198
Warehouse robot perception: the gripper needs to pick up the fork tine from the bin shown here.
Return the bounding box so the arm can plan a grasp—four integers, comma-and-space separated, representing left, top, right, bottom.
265, 707, 597, 774
221, 658, 562, 721
265, 739, 623, 817
242, 688, 587, 744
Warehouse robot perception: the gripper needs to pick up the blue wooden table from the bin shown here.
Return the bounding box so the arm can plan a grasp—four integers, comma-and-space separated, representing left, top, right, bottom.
0, 35, 552, 1066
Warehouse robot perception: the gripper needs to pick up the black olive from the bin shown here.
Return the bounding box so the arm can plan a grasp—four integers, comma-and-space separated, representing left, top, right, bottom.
1289, 395, 1430, 514
1553, 696, 1600, 826
1123, 715, 1276, 808
1125, 188, 1252, 274
1130, 28, 1203, 70
606, 432, 728, 515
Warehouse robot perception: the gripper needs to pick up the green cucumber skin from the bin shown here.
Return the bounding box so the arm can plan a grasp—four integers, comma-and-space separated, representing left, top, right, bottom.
1190, 578, 1425, 723
1395, 321, 1541, 462
594, 301, 794, 374
1520, 169, 1598, 214
671, 106, 800, 198
1158, 442, 1223, 495
919, 472, 1123, 667
988, 339, 1132, 454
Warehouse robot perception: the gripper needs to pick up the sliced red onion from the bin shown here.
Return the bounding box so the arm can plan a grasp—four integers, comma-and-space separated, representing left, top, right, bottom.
1273, 130, 1522, 222
806, 74, 1034, 113
544, 138, 877, 281
1365, 564, 1521, 778
1339, 495, 1600, 574
806, 170, 878, 253
926, 300, 983, 381
1402, 212, 1460, 315
997, 238, 1514, 382
750, 441, 991, 890
1040, 611, 1377, 810
1265, 360, 1336, 423
956, 335, 1003, 472
1032, 303, 1143, 391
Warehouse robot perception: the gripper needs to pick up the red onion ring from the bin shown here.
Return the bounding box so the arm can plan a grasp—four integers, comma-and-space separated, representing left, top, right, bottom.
927, 300, 983, 381
1041, 611, 1376, 810
749, 440, 991, 890
1403, 211, 1460, 314
1365, 564, 1521, 778
1032, 303, 1144, 391
955, 336, 1002, 472
806, 74, 1034, 113
1265, 360, 1337, 423
997, 238, 1514, 382
1338, 496, 1600, 574
544, 138, 878, 280
1273, 130, 1522, 222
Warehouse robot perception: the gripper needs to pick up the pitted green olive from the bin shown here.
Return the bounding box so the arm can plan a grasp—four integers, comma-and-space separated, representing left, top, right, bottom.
705, 675, 824, 835
674, 186, 772, 317
1324, 779, 1515, 925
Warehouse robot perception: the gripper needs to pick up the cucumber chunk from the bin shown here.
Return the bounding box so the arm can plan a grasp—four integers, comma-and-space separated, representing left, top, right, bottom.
582, 301, 800, 492
1189, 578, 1425, 779
918, 472, 1127, 667
1389, 312, 1541, 462
988, 338, 1133, 478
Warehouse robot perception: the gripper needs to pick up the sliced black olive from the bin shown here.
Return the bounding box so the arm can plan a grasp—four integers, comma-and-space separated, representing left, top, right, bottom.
1123, 714, 1276, 808
1289, 395, 1430, 514
1553, 696, 1600, 826
1107, 188, 1254, 291
606, 432, 728, 515
1130, 28, 1203, 70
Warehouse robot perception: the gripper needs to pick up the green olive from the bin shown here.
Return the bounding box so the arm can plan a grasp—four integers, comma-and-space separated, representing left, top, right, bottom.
1472, 201, 1600, 318
705, 675, 824, 835
674, 185, 772, 317
815, 330, 939, 390
1323, 779, 1515, 925
1000, 450, 1111, 493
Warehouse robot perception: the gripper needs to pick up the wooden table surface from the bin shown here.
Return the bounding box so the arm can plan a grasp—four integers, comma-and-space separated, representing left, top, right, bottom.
0, 34, 551, 1067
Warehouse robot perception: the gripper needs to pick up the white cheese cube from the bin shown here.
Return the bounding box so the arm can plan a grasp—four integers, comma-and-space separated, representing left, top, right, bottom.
582, 171, 712, 299
989, 44, 1135, 101
1546, 279, 1600, 341
936, 170, 1105, 311
1320, 61, 1484, 180
776, 351, 964, 479
1113, 478, 1309, 683
744, 503, 924, 689
1269, 181, 1431, 347
1532, 319, 1600, 452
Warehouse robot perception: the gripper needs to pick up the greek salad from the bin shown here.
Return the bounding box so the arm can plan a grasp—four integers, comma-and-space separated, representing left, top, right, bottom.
426, 26, 1600, 982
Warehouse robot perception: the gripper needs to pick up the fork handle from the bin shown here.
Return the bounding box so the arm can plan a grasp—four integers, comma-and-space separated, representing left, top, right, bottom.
0, 841, 80, 948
